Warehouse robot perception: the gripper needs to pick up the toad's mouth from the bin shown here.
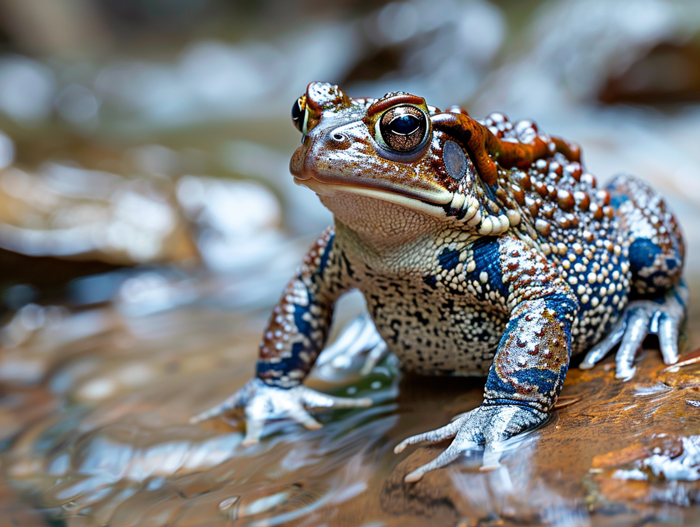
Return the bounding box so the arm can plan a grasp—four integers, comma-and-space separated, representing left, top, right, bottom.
294, 177, 453, 216
293, 177, 454, 217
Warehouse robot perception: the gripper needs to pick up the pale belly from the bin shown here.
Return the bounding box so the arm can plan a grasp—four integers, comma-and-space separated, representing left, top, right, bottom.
362, 286, 508, 376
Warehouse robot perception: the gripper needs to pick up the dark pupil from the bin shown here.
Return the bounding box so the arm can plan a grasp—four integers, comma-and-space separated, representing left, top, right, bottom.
291, 100, 304, 130
389, 114, 419, 135
380, 107, 426, 152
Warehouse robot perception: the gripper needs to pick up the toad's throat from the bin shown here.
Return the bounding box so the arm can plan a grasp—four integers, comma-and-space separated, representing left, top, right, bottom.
293, 177, 454, 216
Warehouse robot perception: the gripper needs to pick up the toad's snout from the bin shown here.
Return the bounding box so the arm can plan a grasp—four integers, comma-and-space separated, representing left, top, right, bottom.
290, 122, 364, 182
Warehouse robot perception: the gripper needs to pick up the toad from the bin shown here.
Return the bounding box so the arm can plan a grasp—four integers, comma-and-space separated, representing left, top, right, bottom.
194, 82, 686, 483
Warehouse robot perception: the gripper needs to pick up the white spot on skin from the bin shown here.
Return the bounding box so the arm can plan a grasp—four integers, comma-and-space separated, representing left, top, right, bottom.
479, 217, 495, 235
507, 209, 521, 226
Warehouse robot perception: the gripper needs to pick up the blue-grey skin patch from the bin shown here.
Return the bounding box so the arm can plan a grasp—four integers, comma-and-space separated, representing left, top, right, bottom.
438, 247, 461, 270
444, 140, 467, 180
628, 237, 660, 276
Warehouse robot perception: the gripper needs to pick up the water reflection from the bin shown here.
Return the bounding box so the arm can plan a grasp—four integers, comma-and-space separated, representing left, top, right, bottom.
4, 313, 399, 525
450, 459, 590, 527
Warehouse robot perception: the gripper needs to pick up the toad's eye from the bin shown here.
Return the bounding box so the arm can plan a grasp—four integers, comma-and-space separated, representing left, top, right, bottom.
377, 105, 428, 153
292, 96, 307, 133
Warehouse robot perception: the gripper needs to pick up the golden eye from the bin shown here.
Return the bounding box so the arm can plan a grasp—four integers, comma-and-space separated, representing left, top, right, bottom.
377, 105, 428, 153
291, 96, 307, 134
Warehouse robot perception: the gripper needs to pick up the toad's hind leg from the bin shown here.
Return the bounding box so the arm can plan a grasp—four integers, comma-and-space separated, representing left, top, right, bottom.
581, 174, 686, 378
609, 174, 684, 296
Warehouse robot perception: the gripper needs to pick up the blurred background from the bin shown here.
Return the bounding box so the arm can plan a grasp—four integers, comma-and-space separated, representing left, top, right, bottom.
0, 0, 699, 314
1, 0, 700, 525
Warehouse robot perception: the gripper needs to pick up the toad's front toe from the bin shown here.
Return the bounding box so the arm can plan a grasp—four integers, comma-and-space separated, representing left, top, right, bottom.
395, 404, 544, 482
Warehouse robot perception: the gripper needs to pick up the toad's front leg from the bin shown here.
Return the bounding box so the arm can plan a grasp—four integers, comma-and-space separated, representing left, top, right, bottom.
192, 227, 371, 443
395, 293, 577, 482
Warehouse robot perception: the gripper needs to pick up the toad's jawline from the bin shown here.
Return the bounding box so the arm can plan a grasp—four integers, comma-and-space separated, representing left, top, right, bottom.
294, 177, 454, 217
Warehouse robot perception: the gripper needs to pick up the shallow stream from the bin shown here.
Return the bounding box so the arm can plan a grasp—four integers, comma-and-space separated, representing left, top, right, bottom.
2, 275, 700, 526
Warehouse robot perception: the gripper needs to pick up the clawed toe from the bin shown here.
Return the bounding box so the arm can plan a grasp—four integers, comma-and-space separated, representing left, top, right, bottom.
192, 378, 373, 445
241, 419, 264, 446
396, 405, 542, 482
394, 417, 464, 454
580, 284, 686, 379
657, 314, 680, 365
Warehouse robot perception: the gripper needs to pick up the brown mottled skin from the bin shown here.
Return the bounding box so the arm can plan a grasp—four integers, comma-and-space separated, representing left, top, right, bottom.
195, 82, 687, 482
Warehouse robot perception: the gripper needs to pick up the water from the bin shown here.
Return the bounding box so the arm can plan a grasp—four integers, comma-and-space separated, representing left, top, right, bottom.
1, 283, 700, 526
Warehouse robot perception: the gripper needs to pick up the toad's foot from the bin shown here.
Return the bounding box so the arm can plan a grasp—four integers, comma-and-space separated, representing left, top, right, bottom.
580, 282, 688, 380
394, 404, 543, 483
191, 378, 372, 445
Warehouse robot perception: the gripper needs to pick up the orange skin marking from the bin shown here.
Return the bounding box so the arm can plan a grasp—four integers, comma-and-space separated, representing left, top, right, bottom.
430, 112, 580, 187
